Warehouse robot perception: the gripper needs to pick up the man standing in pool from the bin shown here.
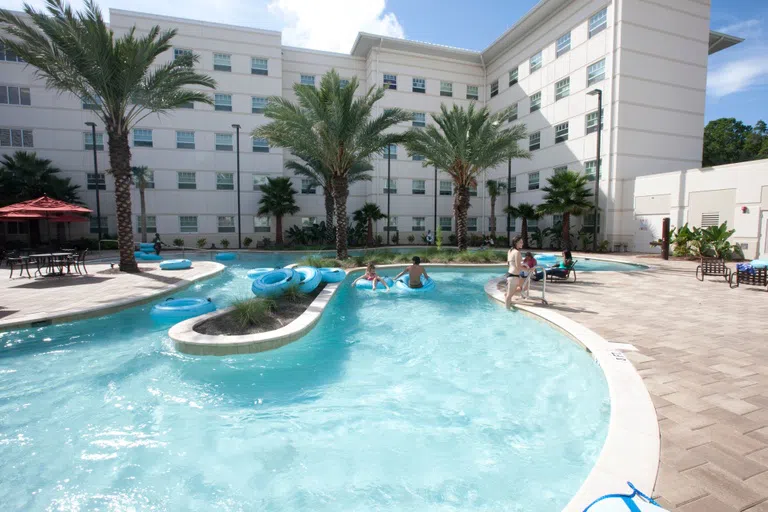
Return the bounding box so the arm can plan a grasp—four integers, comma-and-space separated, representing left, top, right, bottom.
394, 256, 430, 289
505, 235, 525, 308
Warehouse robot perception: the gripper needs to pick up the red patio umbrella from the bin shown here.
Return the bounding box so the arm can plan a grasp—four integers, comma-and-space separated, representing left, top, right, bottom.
0, 195, 92, 215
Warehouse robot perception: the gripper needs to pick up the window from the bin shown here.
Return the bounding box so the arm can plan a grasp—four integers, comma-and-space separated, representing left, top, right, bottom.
133, 129, 153, 148
252, 138, 269, 153
469, 183, 478, 196
553, 166, 567, 175
555, 77, 570, 101
528, 172, 540, 190
509, 102, 518, 121
553, 213, 563, 225
87, 173, 106, 190
412, 77, 425, 93
528, 132, 541, 151
509, 67, 519, 86
383, 73, 397, 90
178, 171, 196, 189
339, 78, 350, 88
467, 218, 478, 232
412, 217, 426, 231
301, 179, 317, 194
583, 212, 600, 233
254, 216, 270, 232
135, 170, 155, 189
509, 217, 516, 232
384, 178, 397, 194
587, 59, 606, 86
215, 133, 233, 151
253, 175, 268, 190
217, 172, 234, 190
530, 91, 541, 112
0, 86, 31, 105
440, 81, 453, 97
701, 213, 720, 228
300, 74, 315, 87
89, 216, 108, 234
412, 112, 426, 128
384, 144, 397, 159
528, 217, 539, 230
440, 180, 453, 196
174, 48, 192, 61
555, 122, 569, 144
213, 53, 231, 72
0, 128, 33, 148
467, 85, 479, 100
440, 217, 452, 230
251, 57, 268, 75
556, 32, 571, 57
412, 179, 426, 195
180, 216, 198, 233
176, 131, 195, 149
84, 132, 104, 151
218, 216, 235, 233
589, 8, 608, 38
0, 43, 24, 62
509, 176, 516, 193
252, 97, 267, 114
82, 96, 102, 110
412, 153, 425, 161
490, 80, 499, 98
384, 216, 398, 231
136, 215, 157, 234
214, 94, 232, 112
586, 110, 603, 134
530, 51, 543, 73
179, 101, 194, 109
301, 217, 318, 227
585, 159, 601, 181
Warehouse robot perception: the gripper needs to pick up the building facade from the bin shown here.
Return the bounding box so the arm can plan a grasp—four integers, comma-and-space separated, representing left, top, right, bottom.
0, 0, 741, 248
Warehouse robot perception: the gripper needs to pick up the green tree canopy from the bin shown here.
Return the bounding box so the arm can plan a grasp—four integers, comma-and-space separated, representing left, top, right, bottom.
505, 202, 540, 249
353, 202, 386, 247
703, 117, 768, 167
0, 151, 81, 206
537, 170, 593, 251
258, 177, 299, 245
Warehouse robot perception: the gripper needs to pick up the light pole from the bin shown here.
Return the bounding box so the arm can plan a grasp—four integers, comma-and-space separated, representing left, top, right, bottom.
587, 89, 603, 252
433, 166, 438, 235
506, 156, 512, 247
386, 144, 392, 245
231, 124, 242, 249
85, 122, 102, 241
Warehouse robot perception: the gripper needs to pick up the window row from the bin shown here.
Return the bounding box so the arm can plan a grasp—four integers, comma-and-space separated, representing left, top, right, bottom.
525, 110, 602, 151
0, 128, 34, 148
505, 161, 601, 196
117, 129, 270, 152
383, 74, 480, 100
173, 48, 269, 75
83, 94, 271, 114
382, 216, 480, 232
495, 58, 605, 105
0, 85, 31, 106
0, 43, 25, 63
381, 179, 477, 196
129, 215, 295, 234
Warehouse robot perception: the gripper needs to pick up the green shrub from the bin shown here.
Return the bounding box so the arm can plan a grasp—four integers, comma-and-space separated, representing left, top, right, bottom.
196, 238, 207, 249
231, 297, 275, 329
408, 234, 415, 243
391, 233, 399, 245
448, 234, 457, 246
243, 237, 253, 248
436, 225, 443, 251
220, 239, 230, 249
173, 238, 184, 247
375, 234, 384, 246
281, 285, 307, 303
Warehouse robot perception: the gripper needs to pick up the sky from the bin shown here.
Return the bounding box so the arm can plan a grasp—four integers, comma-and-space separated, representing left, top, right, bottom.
4, 0, 767, 126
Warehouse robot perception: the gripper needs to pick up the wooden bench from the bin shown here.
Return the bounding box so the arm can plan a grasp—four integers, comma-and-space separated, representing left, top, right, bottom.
696, 257, 731, 282
729, 266, 768, 290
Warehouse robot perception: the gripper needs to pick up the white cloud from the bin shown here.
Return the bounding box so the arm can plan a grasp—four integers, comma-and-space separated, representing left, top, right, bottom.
707, 55, 768, 97
715, 19, 762, 37
268, 0, 404, 53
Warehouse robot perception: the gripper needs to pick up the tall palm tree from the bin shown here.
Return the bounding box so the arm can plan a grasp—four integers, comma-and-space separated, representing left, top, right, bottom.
257, 177, 299, 245
405, 103, 529, 251
353, 202, 387, 247
132, 166, 152, 243
0, 151, 81, 206
537, 170, 593, 251
255, 70, 410, 259
0, 0, 216, 272
485, 179, 506, 238
505, 202, 540, 249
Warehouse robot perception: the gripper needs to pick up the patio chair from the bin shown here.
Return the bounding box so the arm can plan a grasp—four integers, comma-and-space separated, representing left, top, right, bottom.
67, 249, 89, 275
546, 260, 577, 283
696, 257, 731, 282
729, 264, 767, 290
6, 250, 31, 279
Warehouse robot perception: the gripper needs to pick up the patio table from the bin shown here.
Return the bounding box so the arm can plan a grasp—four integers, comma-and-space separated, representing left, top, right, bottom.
29, 252, 73, 277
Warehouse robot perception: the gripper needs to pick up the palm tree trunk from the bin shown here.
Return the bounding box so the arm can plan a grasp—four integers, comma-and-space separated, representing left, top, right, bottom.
454, 184, 470, 251
521, 219, 529, 249
332, 174, 349, 259
562, 213, 571, 251
490, 196, 496, 237
108, 129, 139, 273
276, 215, 283, 245
323, 188, 335, 244
139, 185, 147, 243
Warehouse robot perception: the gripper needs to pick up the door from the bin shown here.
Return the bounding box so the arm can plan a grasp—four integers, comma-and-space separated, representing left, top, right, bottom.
760, 211, 768, 259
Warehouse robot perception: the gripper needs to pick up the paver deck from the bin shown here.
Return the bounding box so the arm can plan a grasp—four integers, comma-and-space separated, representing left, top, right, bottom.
498, 254, 768, 510
0, 260, 224, 330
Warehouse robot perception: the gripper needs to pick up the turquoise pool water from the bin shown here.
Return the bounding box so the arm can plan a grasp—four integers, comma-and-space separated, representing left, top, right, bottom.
0, 265, 609, 511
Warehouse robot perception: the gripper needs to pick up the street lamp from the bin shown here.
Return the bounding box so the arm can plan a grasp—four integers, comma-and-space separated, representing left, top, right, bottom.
231, 124, 242, 249
507, 156, 512, 247
84, 122, 102, 241
587, 89, 603, 252
386, 144, 392, 245
433, 166, 438, 236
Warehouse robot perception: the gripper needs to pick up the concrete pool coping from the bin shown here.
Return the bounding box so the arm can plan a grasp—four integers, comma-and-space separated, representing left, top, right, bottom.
484, 277, 660, 512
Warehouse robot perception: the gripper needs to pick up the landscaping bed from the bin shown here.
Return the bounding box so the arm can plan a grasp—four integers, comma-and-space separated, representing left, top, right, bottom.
299, 248, 509, 268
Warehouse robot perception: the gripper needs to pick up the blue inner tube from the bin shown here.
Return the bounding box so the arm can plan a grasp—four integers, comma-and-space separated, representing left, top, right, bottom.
160, 259, 192, 270
138, 253, 163, 261
215, 252, 237, 261
394, 274, 436, 292
252, 268, 298, 297
150, 297, 215, 319
318, 267, 346, 283
247, 267, 276, 279
295, 266, 322, 293
139, 243, 156, 253
354, 276, 394, 290
751, 259, 768, 269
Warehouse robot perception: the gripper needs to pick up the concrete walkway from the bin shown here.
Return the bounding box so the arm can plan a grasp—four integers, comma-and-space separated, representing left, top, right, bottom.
0, 260, 224, 330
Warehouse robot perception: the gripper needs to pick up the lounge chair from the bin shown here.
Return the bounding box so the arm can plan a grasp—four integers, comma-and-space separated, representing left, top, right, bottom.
696, 257, 731, 282
730, 263, 767, 290
546, 260, 577, 283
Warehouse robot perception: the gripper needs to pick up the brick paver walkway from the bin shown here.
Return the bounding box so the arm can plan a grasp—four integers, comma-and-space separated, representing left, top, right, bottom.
501, 254, 768, 511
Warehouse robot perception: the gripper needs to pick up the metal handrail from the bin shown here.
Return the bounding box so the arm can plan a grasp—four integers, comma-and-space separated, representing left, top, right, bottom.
521, 265, 547, 305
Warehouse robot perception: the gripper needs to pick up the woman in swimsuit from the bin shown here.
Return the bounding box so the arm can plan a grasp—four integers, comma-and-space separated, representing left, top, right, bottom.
351, 263, 390, 290
505, 235, 524, 308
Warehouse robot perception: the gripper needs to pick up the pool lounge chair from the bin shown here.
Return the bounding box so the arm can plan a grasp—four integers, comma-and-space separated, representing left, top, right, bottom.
696, 257, 731, 282
730, 263, 767, 290
546, 260, 577, 283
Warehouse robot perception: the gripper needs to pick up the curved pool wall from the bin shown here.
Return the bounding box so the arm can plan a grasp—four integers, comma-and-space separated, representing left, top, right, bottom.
0, 262, 610, 511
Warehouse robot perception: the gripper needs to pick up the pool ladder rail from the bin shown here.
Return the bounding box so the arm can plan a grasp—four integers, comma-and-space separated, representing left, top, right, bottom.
521, 265, 548, 305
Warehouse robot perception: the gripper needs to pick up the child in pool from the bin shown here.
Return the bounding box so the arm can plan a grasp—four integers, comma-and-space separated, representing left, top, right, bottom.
351, 263, 391, 291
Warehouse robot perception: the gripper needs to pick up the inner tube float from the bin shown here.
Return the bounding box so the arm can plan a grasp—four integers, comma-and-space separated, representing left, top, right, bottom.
252, 268, 298, 297
295, 266, 322, 293
160, 259, 192, 270
247, 267, 276, 279
318, 267, 346, 283
215, 252, 236, 261
394, 274, 436, 292
751, 259, 768, 269
138, 253, 163, 261
354, 276, 394, 290
150, 297, 215, 320
139, 243, 156, 253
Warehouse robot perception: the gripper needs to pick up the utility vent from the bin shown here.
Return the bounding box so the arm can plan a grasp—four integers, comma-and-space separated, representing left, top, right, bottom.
701, 213, 720, 228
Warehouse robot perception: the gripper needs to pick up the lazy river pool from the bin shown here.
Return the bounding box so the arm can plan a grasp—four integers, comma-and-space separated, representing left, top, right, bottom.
0, 263, 609, 511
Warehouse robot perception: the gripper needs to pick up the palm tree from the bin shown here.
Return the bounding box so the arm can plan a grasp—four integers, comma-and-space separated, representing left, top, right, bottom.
132, 166, 152, 243
0, 0, 216, 272
353, 202, 387, 247
505, 203, 540, 249
257, 177, 299, 245
405, 103, 529, 251
537, 170, 593, 251
0, 151, 80, 206
485, 179, 506, 238
255, 70, 410, 259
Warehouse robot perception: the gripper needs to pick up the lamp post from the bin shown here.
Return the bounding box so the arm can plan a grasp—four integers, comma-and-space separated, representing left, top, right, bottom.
433, 166, 438, 236
506, 156, 512, 247
587, 89, 603, 252
84, 122, 102, 241
386, 144, 392, 245
231, 124, 242, 249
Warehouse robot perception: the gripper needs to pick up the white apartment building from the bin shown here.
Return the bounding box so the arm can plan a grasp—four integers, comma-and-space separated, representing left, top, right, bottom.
0, 0, 742, 249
